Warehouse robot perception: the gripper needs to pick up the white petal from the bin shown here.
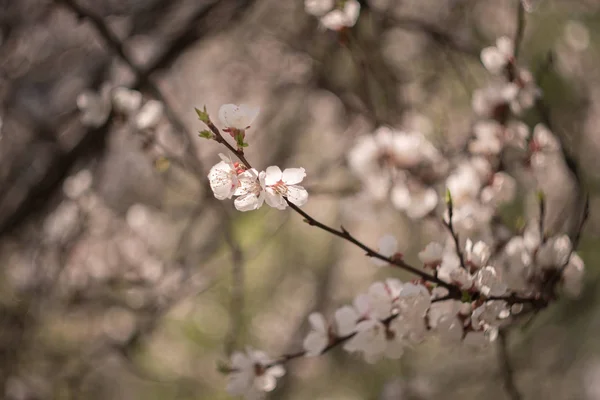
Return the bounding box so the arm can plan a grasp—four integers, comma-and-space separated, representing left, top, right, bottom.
303, 331, 328, 356
344, 0, 360, 26
282, 168, 306, 185
234, 193, 263, 212
481, 47, 505, 74
305, 0, 334, 16
286, 185, 308, 207
335, 306, 359, 336
496, 36, 514, 58
264, 166, 283, 186
135, 100, 163, 130
418, 242, 444, 264
378, 234, 398, 257
308, 312, 327, 333
320, 10, 345, 30
264, 189, 287, 210
218, 104, 260, 129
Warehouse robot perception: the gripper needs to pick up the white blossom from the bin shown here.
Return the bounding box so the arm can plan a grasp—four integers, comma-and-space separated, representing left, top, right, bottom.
111, 87, 142, 115
562, 252, 585, 297
418, 242, 444, 266
208, 154, 240, 200
470, 120, 503, 155
508, 69, 541, 115
135, 100, 164, 130
303, 312, 330, 356
219, 104, 260, 130
234, 169, 265, 211
320, 0, 360, 31
390, 181, 438, 219
226, 348, 285, 398
536, 234, 572, 269
481, 172, 517, 206
304, 0, 334, 17
464, 239, 491, 269
77, 88, 111, 127
474, 266, 507, 296
480, 36, 514, 75
371, 234, 398, 267
262, 166, 308, 209
472, 83, 518, 117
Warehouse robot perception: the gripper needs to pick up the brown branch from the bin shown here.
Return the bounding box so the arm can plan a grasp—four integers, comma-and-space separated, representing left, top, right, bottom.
201, 114, 457, 291
442, 194, 468, 271
55, 0, 205, 176
497, 329, 522, 400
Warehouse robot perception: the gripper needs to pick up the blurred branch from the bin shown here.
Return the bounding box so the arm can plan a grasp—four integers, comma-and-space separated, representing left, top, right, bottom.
55, 0, 205, 176
497, 329, 522, 400
514, 0, 526, 59
222, 208, 246, 356
387, 15, 480, 58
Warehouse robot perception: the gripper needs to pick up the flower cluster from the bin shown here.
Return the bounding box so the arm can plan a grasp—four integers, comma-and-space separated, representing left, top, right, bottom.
208, 154, 308, 211
500, 223, 584, 297
226, 348, 285, 399
347, 127, 447, 219
202, 34, 587, 400
77, 86, 164, 130
304, 0, 360, 31
203, 102, 308, 211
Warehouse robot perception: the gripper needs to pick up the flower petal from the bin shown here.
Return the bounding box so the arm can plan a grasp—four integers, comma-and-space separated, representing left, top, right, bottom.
282, 168, 306, 185
286, 185, 308, 207
264, 166, 283, 186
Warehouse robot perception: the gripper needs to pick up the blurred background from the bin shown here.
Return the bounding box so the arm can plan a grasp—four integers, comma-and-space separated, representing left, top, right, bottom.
1, 0, 600, 399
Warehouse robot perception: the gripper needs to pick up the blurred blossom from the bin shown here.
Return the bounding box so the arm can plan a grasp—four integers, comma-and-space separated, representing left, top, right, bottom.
43, 201, 80, 243
564, 20, 590, 52
77, 87, 111, 127
319, 0, 360, 31
63, 169, 93, 199
111, 86, 142, 115
103, 307, 137, 343
304, 0, 334, 17
135, 99, 164, 130
126, 203, 150, 230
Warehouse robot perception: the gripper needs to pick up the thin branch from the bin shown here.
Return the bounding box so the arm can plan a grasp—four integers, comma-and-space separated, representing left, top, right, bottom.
497, 329, 522, 400
387, 16, 480, 58
514, 0, 526, 60
537, 190, 546, 244
200, 116, 457, 291
442, 194, 467, 271
223, 209, 246, 356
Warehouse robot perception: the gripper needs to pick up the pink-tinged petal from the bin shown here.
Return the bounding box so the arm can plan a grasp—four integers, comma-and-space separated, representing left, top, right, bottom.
264, 166, 283, 186
255, 374, 276, 392
308, 312, 327, 333
334, 306, 358, 336
353, 294, 371, 316
303, 331, 328, 356
234, 193, 262, 212
230, 351, 251, 369
264, 189, 287, 210
282, 168, 306, 185
344, 0, 360, 26
320, 10, 345, 31
268, 365, 285, 378
480, 47, 505, 74
286, 185, 308, 207
496, 36, 514, 58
